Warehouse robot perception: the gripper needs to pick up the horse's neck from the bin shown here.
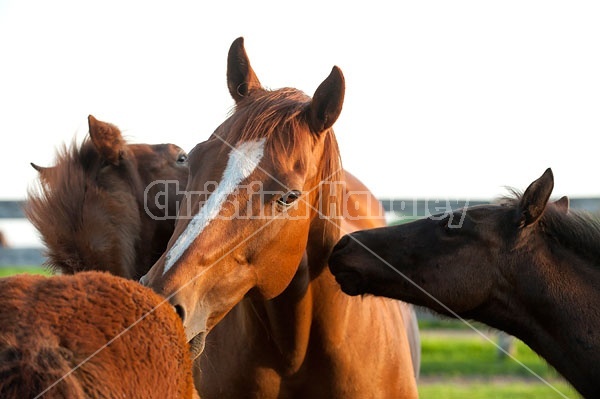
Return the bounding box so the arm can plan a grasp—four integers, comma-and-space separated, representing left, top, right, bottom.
76, 196, 141, 279
102, 213, 141, 279
253, 253, 313, 375
136, 211, 175, 278
485, 257, 600, 396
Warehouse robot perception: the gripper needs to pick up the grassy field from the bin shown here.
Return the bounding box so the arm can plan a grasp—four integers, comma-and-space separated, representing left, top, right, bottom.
418, 326, 581, 398
421, 331, 559, 378
0, 266, 50, 277
419, 381, 579, 399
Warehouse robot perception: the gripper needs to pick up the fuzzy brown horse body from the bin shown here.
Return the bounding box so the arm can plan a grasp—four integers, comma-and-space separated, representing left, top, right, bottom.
26, 116, 189, 279
0, 271, 197, 398
142, 38, 418, 398
330, 168, 600, 398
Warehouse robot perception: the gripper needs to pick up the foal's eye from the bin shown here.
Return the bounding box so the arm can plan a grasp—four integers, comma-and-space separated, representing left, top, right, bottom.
277, 190, 302, 207
176, 153, 188, 164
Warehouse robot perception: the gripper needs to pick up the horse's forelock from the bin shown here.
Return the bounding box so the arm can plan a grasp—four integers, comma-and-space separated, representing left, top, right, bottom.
221, 88, 343, 237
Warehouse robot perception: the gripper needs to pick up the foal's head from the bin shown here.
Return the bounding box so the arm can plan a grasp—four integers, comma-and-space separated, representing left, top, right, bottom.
143, 38, 344, 355
330, 168, 578, 317
27, 115, 189, 279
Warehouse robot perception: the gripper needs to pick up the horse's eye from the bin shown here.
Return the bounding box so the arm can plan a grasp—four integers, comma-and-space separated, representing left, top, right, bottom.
176, 153, 188, 164
277, 190, 302, 207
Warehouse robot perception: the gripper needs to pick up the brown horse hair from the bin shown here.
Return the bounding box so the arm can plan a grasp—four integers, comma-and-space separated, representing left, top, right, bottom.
221, 87, 343, 245
0, 343, 85, 397
25, 137, 143, 277
0, 271, 197, 398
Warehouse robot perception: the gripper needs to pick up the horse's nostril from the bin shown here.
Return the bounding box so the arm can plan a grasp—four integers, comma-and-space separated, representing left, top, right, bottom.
335, 234, 351, 250
334, 271, 365, 297
173, 304, 186, 323
139, 274, 148, 286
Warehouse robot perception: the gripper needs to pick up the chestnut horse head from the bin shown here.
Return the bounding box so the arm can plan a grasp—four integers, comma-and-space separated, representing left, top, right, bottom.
329, 168, 600, 398
143, 37, 344, 348
26, 116, 188, 279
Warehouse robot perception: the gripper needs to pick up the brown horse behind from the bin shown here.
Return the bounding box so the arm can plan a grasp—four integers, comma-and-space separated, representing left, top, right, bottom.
26, 115, 188, 279
142, 38, 418, 398
0, 271, 197, 398
330, 168, 600, 398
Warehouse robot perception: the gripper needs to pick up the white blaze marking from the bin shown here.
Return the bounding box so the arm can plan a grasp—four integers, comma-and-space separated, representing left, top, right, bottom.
163, 138, 266, 275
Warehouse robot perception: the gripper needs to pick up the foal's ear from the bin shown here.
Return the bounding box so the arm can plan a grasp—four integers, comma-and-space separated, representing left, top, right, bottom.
553, 195, 570, 214
307, 66, 345, 134
227, 37, 262, 102
518, 168, 554, 227
88, 115, 126, 166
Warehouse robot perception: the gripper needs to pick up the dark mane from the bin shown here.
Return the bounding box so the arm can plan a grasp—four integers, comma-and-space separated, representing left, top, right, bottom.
25, 139, 141, 276
216, 87, 343, 240
500, 192, 600, 264
542, 207, 600, 263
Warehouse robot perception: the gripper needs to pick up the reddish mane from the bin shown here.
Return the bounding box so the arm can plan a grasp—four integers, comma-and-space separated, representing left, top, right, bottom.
219, 87, 343, 242
27, 138, 143, 277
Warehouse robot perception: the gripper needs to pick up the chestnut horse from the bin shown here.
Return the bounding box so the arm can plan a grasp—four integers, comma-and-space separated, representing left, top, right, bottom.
0, 271, 197, 398
329, 168, 600, 398
26, 115, 188, 280
142, 38, 418, 398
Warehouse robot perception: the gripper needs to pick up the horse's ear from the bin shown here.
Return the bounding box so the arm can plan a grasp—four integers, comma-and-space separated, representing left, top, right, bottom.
30, 162, 54, 183
518, 168, 554, 227
307, 66, 345, 135
227, 37, 262, 102
30, 162, 47, 173
88, 115, 125, 166
553, 195, 570, 214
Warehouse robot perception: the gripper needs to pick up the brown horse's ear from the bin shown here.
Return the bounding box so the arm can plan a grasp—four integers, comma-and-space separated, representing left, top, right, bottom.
88, 115, 125, 166
518, 168, 554, 227
31, 162, 55, 183
227, 37, 262, 102
553, 195, 570, 214
30, 162, 47, 173
307, 66, 345, 135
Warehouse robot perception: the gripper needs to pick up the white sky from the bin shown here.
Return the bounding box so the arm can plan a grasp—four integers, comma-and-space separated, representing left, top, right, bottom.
1, 1, 599, 201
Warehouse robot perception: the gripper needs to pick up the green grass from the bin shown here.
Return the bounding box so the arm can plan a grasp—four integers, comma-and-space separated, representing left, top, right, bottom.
419, 381, 580, 399
420, 333, 559, 378
418, 329, 582, 398
0, 266, 50, 277
418, 317, 475, 330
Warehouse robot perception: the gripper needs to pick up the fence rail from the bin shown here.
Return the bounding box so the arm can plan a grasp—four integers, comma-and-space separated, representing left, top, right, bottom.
0, 201, 25, 219
2, 198, 600, 267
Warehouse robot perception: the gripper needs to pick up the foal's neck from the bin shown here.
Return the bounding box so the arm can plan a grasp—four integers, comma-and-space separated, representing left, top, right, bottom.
487, 255, 600, 397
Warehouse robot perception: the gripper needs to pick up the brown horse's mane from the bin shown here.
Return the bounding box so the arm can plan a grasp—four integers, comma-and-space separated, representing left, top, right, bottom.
26, 139, 142, 274
217, 87, 343, 241
500, 191, 600, 265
